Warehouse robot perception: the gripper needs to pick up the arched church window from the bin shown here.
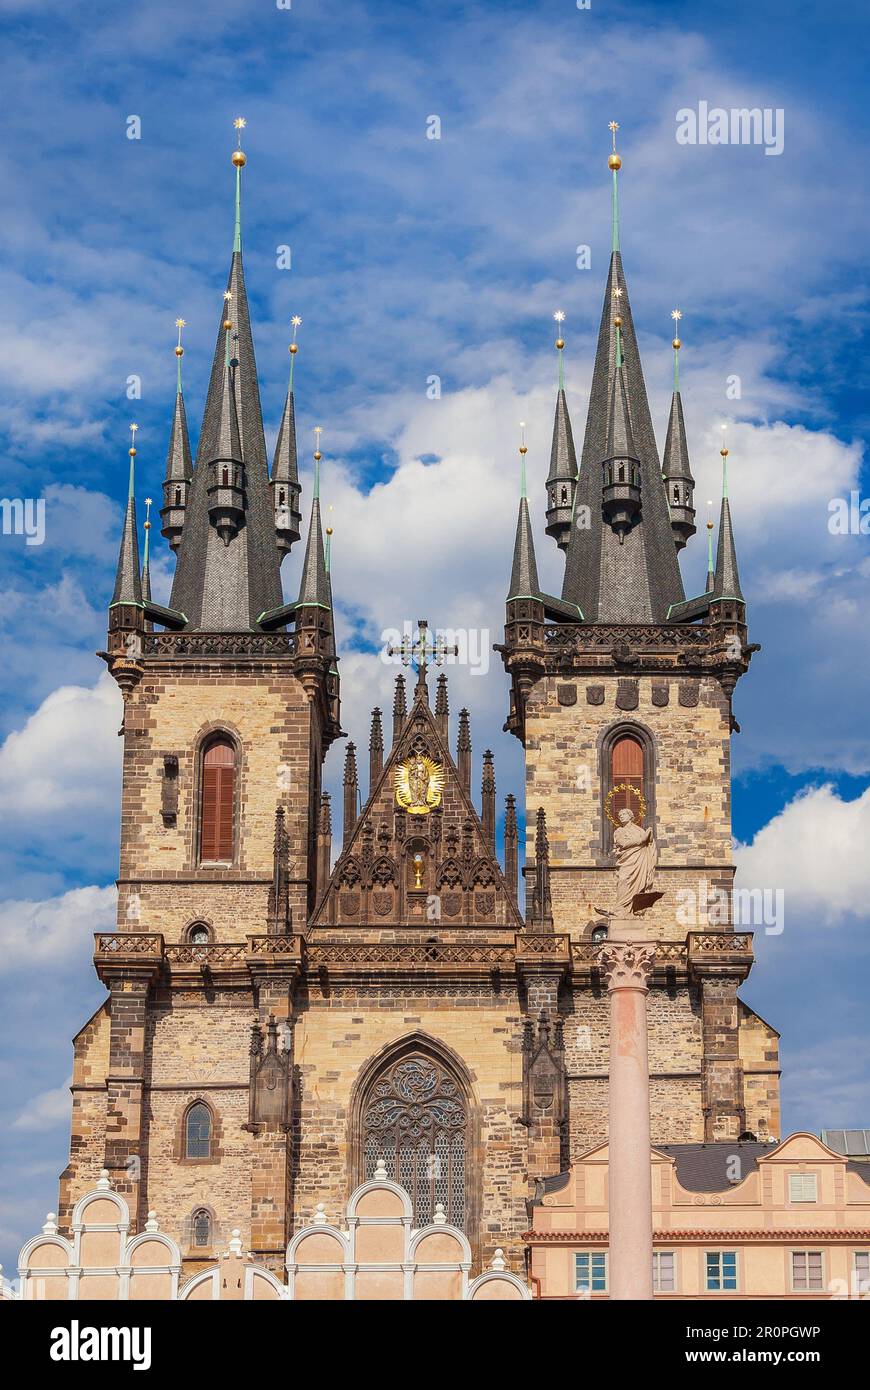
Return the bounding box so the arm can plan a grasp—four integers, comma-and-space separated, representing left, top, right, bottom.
222, 466, 229, 486
200, 737, 235, 864
610, 733, 644, 821
175, 486, 181, 506
188, 923, 210, 945
561, 485, 568, 504
618, 462, 625, 482
185, 1102, 212, 1159
591, 925, 608, 944
601, 724, 655, 853
192, 1208, 212, 1247
673, 484, 680, 503
359, 1052, 467, 1231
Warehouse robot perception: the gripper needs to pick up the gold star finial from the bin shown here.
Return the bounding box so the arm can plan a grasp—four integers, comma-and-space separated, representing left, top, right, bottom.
234, 116, 246, 135
128, 422, 138, 457
224, 290, 232, 302
608, 120, 622, 172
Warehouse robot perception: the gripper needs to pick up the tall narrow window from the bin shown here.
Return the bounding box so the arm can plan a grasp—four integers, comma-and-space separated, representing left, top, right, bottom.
359, 1051, 467, 1231
610, 734, 645, 822
192, 1209, 212, 1247
201, 738, 235, 863
185, 1102, 212, 1159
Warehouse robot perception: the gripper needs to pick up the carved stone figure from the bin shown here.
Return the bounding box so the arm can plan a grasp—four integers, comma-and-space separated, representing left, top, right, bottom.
613, 807, 656, 915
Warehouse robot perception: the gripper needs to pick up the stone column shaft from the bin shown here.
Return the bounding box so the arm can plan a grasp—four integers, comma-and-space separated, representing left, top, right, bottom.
599, 938, 655, 1301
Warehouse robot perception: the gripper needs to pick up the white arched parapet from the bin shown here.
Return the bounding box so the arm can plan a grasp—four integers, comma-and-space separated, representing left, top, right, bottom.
286, 1221, 349, 1301
346, 1176, 413, 1221
178, 1263, 286, 1301
18, 1233, 74, 1301
408, 1222, 471, 1264
409, 1221, 472, 1301
71, 1185, 130, 1231
125, 1231, 182, 1301
179, 1268, 219, 1301
467, 1269, 532, 1301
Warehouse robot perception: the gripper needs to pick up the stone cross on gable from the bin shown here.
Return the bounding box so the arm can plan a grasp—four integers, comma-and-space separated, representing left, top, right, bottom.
388, 619, 458, 695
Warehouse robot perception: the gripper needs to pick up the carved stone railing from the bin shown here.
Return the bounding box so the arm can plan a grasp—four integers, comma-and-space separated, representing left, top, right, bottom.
687, 932, 754, 979
165, 943, 247, 965
543, 623, 710, 652
515, 934, 570, 955
306, 941, 515, 968
95, 932, 163, 957
247, 935, 305, 956
143, 631, 295, 658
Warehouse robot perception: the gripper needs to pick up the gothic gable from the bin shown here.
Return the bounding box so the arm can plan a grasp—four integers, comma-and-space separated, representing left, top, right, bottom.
312, 692, 522, 931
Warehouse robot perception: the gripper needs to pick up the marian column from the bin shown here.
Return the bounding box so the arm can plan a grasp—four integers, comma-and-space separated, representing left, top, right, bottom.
597, 807, 658, 1300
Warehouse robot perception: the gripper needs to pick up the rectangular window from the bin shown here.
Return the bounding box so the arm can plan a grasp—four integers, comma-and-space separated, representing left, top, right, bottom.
788, 1173, 818, 1203
575, 1252, 607, 1293
652, 1250, 676, 1292
854, 1252, 870, 1294
706, 1251, 737, 1292
792, 1250, 824, 1292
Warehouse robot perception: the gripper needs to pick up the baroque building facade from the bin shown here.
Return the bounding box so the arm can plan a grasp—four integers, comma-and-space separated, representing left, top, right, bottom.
55, 133, 780, 1287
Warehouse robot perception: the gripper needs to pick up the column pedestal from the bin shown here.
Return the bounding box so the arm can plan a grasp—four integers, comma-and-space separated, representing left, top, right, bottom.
598, 928, 656, 1301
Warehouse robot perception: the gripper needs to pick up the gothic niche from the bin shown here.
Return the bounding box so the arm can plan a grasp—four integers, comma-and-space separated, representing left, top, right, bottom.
360, 1052, 467, 1230
522, 1011, 567, 1131
246, 1016, 290, 1131
406, 837, 430, 892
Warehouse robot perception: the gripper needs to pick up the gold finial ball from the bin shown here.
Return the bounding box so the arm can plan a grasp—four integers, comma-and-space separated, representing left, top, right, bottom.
223, 318, 233, 331
314, 450, 322, 461
289, 343, 298, 354
144, 520, 151, 530
672, 337, 681, 350
608, 152, 622, 171
519, 445, 528, 456
707, 519, 714, 530
326, 526, 333, 536
720, 446, 729, 458
613, 315, 622, 328
555, 338, 565, 351
175, 344, 184, 357
232, 149, 247, 167
128, 447, 136, 457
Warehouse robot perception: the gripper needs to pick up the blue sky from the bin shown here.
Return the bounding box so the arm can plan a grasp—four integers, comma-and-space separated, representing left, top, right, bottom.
1, 0, 868, 1273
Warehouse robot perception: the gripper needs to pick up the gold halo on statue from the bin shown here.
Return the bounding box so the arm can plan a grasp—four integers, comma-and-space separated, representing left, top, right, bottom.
605, 783, 647, 828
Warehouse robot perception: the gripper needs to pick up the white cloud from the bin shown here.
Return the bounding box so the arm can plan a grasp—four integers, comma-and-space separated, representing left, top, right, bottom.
0, 673, 122, 819
12, 1079, 73, 1132
0, 883, 117, 974
736, 784, 870, 926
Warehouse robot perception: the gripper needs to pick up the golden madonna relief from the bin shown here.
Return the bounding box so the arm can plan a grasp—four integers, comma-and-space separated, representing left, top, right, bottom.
395, 752, 445, 815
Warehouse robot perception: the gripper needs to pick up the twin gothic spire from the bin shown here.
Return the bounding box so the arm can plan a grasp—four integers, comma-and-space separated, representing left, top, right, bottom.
508, 129, 743, 627
111, 126, 323, 638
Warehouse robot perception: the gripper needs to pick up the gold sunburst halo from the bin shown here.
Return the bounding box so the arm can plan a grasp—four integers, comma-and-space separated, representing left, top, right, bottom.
395, 754, 445, 815
604, 783, 647, 828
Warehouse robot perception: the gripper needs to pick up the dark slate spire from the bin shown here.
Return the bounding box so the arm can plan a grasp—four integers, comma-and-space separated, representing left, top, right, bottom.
110, 427, 143, 611
561, 138, 685, 623
601, 352, 641, 545
271, 317, 303, 559
712, 448, 744, 603
661, 319, 697, 552
545, 316, 578, 551
295, 447, 331, 611
160, 322, 194, 552
508, 438, 541, 601
167, 136, 284, 631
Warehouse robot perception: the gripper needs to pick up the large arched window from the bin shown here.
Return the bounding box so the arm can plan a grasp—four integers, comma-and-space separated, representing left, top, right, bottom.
600, 723, 655, 853
358, 1049, 468, 1231
185, 1102, 212, 1160
200, 737, 235, 864
610, 733, 644, 820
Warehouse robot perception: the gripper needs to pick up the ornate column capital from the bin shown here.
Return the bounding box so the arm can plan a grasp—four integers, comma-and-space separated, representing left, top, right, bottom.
597, 940, 656, 992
